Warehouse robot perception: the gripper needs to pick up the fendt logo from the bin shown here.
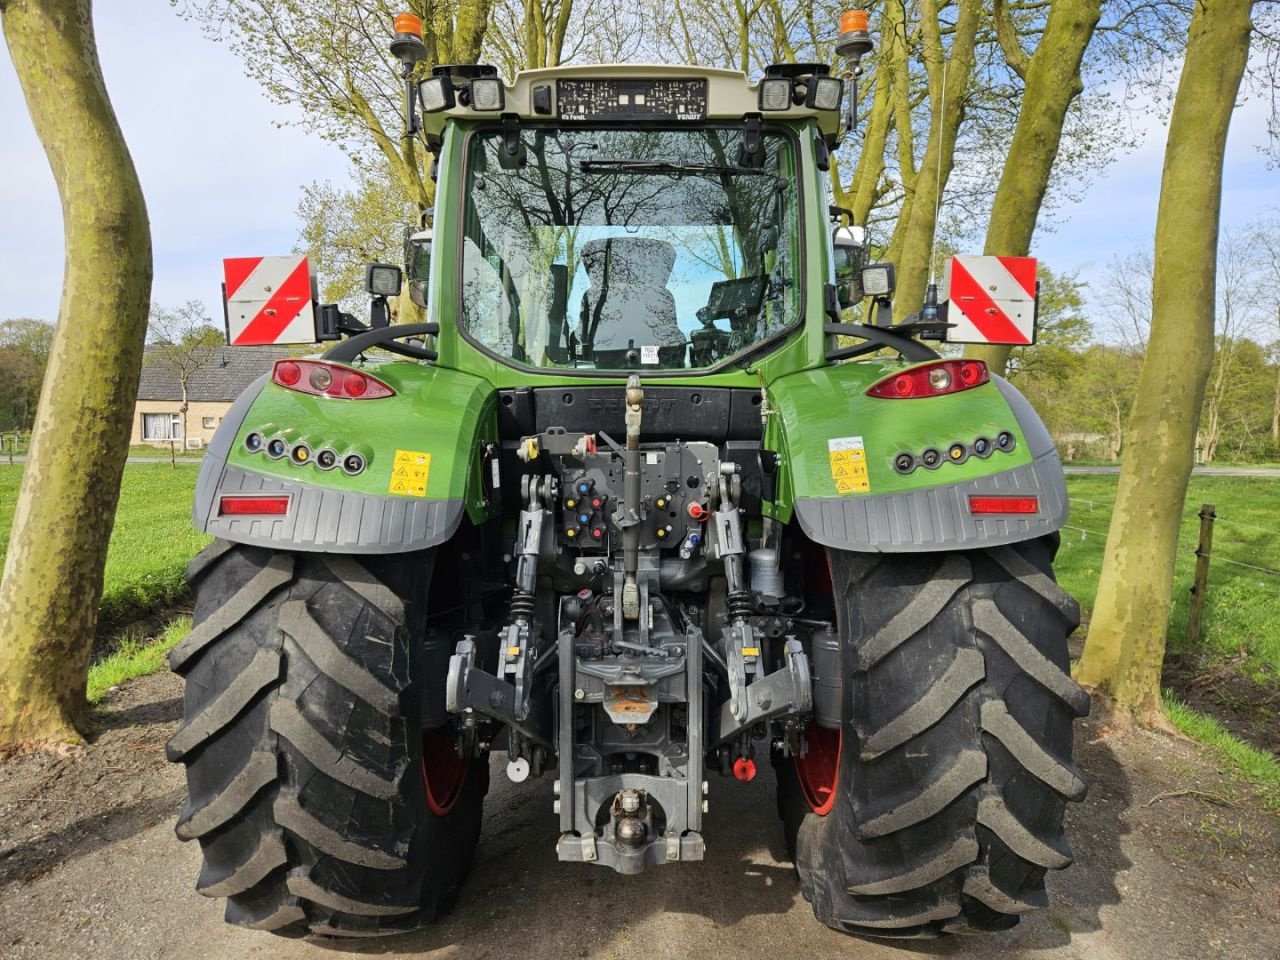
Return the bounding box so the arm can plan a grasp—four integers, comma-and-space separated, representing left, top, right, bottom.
586, 398, 679, 416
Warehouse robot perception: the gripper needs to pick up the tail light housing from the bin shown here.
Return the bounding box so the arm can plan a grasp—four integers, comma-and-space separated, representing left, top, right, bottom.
272, 359, 394, 399
867, 360, 989, 399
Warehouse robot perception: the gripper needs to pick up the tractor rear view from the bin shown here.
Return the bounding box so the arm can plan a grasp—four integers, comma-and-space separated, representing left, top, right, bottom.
167, 10, 1086, 941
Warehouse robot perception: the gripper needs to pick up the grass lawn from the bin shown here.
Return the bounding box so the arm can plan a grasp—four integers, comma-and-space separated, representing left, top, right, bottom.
1058, 475, 1280, 679
87, 616, 189, 702
0, 464, 212, 627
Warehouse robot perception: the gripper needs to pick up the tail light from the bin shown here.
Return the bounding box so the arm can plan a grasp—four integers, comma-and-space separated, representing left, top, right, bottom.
272, 359, 394, 399
968, 496, 1039, 515
219, 495, 290, 516
867, 360, 989, 399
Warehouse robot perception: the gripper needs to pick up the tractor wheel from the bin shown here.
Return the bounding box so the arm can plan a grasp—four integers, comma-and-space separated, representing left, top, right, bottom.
166, 540, 487, 938
778, 536, 1087, 938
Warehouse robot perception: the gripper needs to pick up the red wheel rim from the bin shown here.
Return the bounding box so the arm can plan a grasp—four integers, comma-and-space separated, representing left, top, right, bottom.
421, 729, 468, 816
795, 548, 840, 815
795, 722, 841, 815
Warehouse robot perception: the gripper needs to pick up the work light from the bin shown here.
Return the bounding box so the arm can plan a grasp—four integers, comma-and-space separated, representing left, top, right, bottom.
468, 78, 505, 111
758, 78, 792, 111
419, 75, 456, 112
365, 263, 403, 296
861, 263, 896, 297
806, 77, 844, 111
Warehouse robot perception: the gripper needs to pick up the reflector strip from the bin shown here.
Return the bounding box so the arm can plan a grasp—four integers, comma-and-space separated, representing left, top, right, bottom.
968, 496, 1039, 515
219, 496, 290, 517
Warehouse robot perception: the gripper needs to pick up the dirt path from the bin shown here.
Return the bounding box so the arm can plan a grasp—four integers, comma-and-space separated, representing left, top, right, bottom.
1, 672, 1277, 960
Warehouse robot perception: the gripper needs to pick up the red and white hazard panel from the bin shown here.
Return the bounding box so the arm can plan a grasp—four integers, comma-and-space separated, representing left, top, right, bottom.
941, 256, 1038, 346
222, 256, 317, 346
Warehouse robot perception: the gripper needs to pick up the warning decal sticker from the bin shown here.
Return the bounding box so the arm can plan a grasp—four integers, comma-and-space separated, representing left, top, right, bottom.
828, 437, 871, 495
389, 450, 430, 498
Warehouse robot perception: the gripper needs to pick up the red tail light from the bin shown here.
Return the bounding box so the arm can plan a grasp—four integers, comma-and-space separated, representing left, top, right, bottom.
867, 360, 989, 399
272, 359, 394, 399
968, 495, 1039, 515
219, 495, 290, 516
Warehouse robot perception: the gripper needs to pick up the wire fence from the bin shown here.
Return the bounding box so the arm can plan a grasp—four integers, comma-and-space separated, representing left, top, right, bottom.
1061, 497, 1280, 578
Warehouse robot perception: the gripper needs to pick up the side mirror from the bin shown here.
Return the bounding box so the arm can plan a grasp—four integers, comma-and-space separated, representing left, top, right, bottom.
833, 225, 867, 306
405, 228, 432, 309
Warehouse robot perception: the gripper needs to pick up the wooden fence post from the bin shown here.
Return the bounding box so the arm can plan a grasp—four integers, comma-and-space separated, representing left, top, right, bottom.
1186, 503, 1216, 645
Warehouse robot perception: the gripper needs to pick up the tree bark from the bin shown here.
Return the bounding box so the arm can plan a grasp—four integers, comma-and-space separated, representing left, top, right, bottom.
966, 0, 1103, 375
890, 0, 982, 324
0, 0, 152, 749
1075, 0, 1254, 723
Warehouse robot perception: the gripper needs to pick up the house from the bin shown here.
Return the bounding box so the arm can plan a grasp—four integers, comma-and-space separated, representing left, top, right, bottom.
132, 345, 291, 448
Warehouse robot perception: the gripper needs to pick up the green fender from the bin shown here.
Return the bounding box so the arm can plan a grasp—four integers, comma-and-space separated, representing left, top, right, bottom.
764, 361, 1067, 552
193, 359, 499, 554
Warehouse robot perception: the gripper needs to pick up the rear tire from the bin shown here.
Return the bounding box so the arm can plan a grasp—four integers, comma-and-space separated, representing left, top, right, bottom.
166, 541, 487, 938
778, 536, 1087, 938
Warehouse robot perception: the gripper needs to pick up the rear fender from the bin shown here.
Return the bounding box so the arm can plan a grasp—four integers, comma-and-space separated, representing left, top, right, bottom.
765, 363, 1066, 552
193, 361, 498, 553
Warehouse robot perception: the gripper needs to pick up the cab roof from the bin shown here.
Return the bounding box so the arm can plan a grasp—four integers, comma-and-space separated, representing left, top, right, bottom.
420, 63, 843, 143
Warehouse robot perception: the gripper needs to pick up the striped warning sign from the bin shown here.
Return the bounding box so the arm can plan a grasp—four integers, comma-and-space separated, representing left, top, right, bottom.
941, 256, 1037, 346
222, 256, 317, 346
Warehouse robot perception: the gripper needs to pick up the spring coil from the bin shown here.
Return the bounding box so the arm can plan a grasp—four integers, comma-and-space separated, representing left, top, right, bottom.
508, 591, 536, 622
727, 590, 754, 621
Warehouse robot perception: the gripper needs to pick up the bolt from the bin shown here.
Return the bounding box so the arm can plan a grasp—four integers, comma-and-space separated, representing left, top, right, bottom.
574, 688, 585, 700
701, 780, 709, 796
553, 799, 560, 814
701, 800, 709, 814
553, 779, 561, 796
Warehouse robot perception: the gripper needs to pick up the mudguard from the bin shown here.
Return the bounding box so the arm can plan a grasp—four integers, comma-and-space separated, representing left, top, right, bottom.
766, 363, 1067, 552
193, 361, 498, 553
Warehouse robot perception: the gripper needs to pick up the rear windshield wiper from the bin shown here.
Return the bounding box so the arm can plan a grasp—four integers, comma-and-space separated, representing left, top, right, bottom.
578, 159, 773, 177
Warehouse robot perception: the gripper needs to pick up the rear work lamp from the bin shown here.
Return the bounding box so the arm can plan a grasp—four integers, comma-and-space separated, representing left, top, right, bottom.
805, 76, 844, 111
467, 77, 505, 111
758, 77, 792, 111
861, 263, 896, 297
419, 75, 456, 112
365, 262, 402, 296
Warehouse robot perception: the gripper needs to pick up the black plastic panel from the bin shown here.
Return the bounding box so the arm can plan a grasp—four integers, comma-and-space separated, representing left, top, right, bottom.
557, 78, 708, 121
498, 386, 763, 443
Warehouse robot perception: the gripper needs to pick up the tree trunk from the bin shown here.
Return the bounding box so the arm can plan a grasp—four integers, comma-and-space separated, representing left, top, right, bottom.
1074, 0, 1254, 724
890, 0, 982, 324
0, 0, 152, 749
966, 0, 1103, 375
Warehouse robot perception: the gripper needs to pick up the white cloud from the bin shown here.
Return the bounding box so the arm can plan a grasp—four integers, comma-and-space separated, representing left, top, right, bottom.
0, 0, 351, 324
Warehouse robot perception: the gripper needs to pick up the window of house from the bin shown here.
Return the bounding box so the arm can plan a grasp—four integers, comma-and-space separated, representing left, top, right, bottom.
142, 413, 182, 440
202, 417, 216, 429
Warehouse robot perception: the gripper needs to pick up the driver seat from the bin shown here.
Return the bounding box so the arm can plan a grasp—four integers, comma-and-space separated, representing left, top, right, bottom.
579, 238, 685, 363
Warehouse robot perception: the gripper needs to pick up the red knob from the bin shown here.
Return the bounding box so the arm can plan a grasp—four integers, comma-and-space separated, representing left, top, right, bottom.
732, 757, 757, 782
687, 502, 708, 521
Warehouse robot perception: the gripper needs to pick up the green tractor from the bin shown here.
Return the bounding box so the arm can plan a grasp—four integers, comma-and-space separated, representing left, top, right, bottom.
167, 11, 1086, 941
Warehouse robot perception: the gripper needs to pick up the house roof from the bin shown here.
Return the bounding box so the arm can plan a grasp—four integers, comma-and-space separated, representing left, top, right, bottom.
137, 345, 292, 402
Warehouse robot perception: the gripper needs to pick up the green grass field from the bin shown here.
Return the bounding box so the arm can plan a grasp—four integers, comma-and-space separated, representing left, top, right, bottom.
0, 464, 211, 627
1055, 476, 1280, 679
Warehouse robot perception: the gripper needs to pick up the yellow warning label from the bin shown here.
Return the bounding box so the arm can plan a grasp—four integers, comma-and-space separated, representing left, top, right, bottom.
828, 436, 870, 496
389, 450, 430, 497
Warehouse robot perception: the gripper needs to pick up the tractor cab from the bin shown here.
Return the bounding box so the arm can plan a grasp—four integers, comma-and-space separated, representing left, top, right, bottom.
415, 63, 849, 375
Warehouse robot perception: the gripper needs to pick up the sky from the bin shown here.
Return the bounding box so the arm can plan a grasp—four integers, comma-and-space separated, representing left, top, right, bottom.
1, 2, 1276, 329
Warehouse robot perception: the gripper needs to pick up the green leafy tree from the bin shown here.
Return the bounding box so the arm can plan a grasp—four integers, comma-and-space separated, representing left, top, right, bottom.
296, 165, 416, 313
0, 0, 152, 749
0, 318, 54, 431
